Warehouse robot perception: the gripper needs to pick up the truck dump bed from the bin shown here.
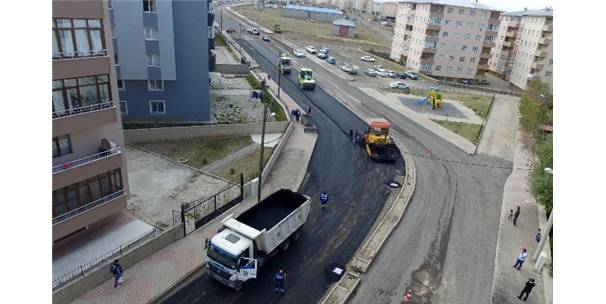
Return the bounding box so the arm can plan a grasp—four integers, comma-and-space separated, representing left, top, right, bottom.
237, 189, 307, 230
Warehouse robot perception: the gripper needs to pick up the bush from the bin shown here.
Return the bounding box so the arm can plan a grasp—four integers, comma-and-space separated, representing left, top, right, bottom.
530, 135, 553, 214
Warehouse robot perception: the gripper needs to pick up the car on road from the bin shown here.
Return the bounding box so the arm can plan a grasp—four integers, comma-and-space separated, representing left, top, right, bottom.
306, 45, 317, 54
478, 79, 490, 85
361, 55, 375, 62
317, 52, 328, 59
247, 27, 260, 35
404, 71, 418, 80
293, 49, 305, 58
390, 81, 410, 93
341, 63, 359, 75
327, 57, 336, 64
364, 68, 377, 77
262, 35, 271, 42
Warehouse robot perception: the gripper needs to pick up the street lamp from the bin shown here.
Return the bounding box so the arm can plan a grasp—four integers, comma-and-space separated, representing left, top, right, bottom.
258, 102, 276, 203
533, 167, 553, 263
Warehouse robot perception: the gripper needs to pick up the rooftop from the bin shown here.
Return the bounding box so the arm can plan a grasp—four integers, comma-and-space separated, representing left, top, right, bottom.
395, 0, 500, 11
504, 8, 553, 17
333, 19, 356, 27
284, 4, 344, 15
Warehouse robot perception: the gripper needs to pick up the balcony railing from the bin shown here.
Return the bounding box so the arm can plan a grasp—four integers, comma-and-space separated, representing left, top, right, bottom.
52, 189, 125, 225
53, 101, 115, 119
542, 23, 553, 32
53, 146, 122, 174
53, 49, 108, 60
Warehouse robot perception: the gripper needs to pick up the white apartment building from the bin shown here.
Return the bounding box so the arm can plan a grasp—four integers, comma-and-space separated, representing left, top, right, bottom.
489, 8, 553, 90
390, 1, 501, 82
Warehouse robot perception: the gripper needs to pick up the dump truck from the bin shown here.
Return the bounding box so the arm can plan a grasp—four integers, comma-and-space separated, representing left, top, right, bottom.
206, 189, 311, 290
278, 54, 292, 74
298, 68, 316, 90
359, 118, 400, 161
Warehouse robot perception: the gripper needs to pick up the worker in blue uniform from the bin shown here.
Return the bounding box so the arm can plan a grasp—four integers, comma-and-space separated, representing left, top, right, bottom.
320, 191, 329, 209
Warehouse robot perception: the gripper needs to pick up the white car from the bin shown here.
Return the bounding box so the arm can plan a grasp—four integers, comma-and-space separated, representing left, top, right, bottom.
390, 81, 410, 92
360, 55, 375, 62
377, 70, 389, 77
306, 45, 317, 54
293, 49, 305, 58
373, 65, 384, 70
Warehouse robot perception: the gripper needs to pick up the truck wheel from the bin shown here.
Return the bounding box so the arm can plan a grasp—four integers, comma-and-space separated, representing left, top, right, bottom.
279, 238, 291, 251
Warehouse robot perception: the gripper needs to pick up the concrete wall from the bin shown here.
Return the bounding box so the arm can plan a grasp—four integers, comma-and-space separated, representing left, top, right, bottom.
53, 224, 184, 304
214, 63, 249, 75
281, 8, 341, 22
124, 121, 289, 144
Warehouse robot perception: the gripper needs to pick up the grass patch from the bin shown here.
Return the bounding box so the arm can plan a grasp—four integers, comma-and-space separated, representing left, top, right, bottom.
214, 147, 274, 182
137, 136, 253, 169
245, 72, 288, 121
215, 30, 227, 47
432, 120, 482, 144
234, 6, 390, 49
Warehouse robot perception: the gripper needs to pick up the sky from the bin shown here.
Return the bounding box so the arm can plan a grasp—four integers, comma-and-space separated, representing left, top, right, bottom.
475, 0, 553, 12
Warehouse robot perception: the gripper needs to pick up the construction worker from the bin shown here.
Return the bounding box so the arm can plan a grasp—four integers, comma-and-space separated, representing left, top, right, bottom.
320, 191, 329, 209
403, 289, 413, 303
274, 269, 286, 295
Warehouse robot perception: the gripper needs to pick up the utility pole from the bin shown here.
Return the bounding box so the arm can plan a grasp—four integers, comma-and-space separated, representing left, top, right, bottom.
220, 8, 223, 33
277, 58, 282, 98
258, 103, 267, 203
533, 210, 553, 261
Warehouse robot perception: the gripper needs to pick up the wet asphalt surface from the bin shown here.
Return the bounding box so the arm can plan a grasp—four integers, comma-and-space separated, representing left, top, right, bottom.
162, 14, 405, 304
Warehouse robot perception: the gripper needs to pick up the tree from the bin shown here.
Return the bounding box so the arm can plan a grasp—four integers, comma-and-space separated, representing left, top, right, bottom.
530, 135, 553, 214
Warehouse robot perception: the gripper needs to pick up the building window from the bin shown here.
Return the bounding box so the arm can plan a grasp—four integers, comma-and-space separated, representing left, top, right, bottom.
448, 55, 454, 62
52, 74, 112, 116
457, 67, 463, 72
464, 33, 471, 40
467, 68, 473, 75
147, 53, 160, 67
467, 22, 474, 29
114, 51, 119, 65
444, 19, 451, 25
52, 135, 72, 158
148, 80, 164, 91
447, 7, 453, 13
459, 8, 464, 15
436, 65, 442, 71
462, 45, 467, 51
549, 59, 553, 65
545, 71, 552, 78
459, 56, 465, 62
150, 100, 166, 114
440, 42, 446, 48
52, 18, 105, 59
472, 46, 479, 53
442, 31, 448, 37
119, 101, 128, 115
470, 9, 476, 16
52, 169, 123, 218
475, 34, 481, 41
144, 26, 159, 40
117, 79, 126, 91
456, 21, 462, 27
479, 23, 484, 30
470, 57, 476, 63
480, 11, 487, 17
143, 0, 157, 12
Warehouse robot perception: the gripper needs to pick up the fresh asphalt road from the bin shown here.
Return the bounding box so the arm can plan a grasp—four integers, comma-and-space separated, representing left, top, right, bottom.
218, 10, 513, 303
162, 15, 405, 304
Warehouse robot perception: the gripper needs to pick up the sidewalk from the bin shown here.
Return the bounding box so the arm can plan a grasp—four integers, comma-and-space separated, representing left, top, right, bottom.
491, 122, 552, 304
71, 111, 317, 304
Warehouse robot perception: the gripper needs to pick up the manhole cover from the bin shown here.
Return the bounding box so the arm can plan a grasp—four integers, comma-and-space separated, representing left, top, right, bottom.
324, 263, 345, 283
388, 181, 401, 188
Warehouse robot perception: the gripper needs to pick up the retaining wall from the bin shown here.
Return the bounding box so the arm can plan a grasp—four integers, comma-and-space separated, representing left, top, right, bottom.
215, 63, 249, 75
52, 224, 184, 304
124, 121, 289, 144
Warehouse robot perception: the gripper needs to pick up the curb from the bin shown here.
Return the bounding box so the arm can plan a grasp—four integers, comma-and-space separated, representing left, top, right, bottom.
473, 93, 497, 154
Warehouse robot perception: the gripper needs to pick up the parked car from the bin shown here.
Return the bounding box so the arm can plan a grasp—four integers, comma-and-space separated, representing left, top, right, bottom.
390, 81, 410, 93
404, 71, 418, 80
327, 57, 336, 64
377, 70, 390, 77
380, 21, 388, 26
341, 63, 359, 75
306, 45, 317, 54
293, 49, 305, 58
320, 47, 330, 54
478, 79, 490, 85
317, 52, 328, 59
364, 68, 377, 77
462, 79, 473, 85
373, 65, 384, 70
387, 70, 396, 78
226, 28, 235, 33
262, 35, 271, 42
360, 55, 375, 62
396, 72, 407, 79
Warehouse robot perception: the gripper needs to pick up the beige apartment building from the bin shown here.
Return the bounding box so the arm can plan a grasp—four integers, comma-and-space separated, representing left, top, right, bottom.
489, 8, 553, 90
390, 0, 501, 82
52, 0, 129, 243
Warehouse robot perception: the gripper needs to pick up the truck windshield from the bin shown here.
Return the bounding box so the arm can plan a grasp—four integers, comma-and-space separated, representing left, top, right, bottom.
207, 243, 238, 269
281, 59, 291, 65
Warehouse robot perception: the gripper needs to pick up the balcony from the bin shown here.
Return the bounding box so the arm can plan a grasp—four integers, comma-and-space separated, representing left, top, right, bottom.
426, 23, 441, 30
53, 49, 108, 61
531, 61, 545, 70
53, 147, 123, 190
507, 22, 519, 29
52, 189, 127, 241
477, 64, 490, 70
53, 101, 117, 137
480, 52, 491, 59
420, 56, 435, 64
422, 47, 437, 54
482, 41, 496, 48
535, 49, 548, 58
506, 30, 518, 38
542, 23, 553, 32
539, 37, 552, 45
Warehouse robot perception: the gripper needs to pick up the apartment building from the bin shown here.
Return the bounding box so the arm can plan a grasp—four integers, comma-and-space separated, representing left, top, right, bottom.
110, 0, 213, 123
489, 8, 553, 90
390, 0, 501, 82
52, 0, 129, 243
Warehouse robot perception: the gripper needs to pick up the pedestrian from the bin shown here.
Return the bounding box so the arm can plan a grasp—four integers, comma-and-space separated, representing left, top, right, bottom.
204, 238, 211, 249
513, 206, 521, 226
110, 259, 124, 288
308, 106, 312, 114
274, 269, 286, 295
513, 248, 528, 270
349, 129, 354, 141
507, 209, 513, 222
295, 109, 300, 122
320, 191, 329, 209
353, 130, 358, 143
290, 109, 295, 119
403, 289, 413, 302
535, 228, 542, 243
518, 278, 536, 301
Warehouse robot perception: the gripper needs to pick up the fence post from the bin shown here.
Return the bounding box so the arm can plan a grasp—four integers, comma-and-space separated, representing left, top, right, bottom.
214, 195, 217, 212
120, 245, 123, 255
181, 203, 186, 237
240, 173, 244, 199
80, 265, 84, 277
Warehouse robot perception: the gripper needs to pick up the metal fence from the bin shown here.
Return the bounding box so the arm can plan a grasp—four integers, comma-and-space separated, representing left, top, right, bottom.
52, 228, 158, 290
181, 174, 244, 236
